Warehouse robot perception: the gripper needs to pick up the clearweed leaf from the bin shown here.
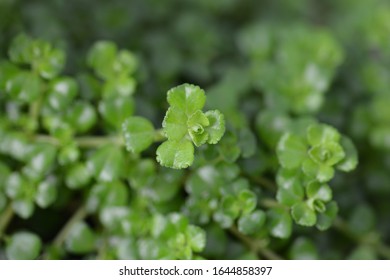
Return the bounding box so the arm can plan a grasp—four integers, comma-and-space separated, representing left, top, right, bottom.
302, 158, 335, 183
307, 124, 341, 146
35, 47, 65, 79
99, 97, 134, 129
35, 176, 58, 208
65, 163, 91, 189
0, 61, 19, 90
185, 165, 223, 198
267, 208, 292, 239
5, 172, 29, 199
67, 101, 97, 133
122, 116, 155, 153
167, 84, 206, 116
6, 232, 42, 260
238, 189, 257, 215
221, 195, 240, 219
187, 110, 210, 146
316, 201, 338, 231
276, 171, 305, 207
8, 34, 33, 64
187, 225, 206, 252
162, 107, 188, 141
6, 71, 42, 103
238, 127, 256, 158
87, 146, 125, 182
0, 162, 11, 191
306, 181, 332, 202
217, 130, 241, 163
87, 41, 117, 80
58, 142, 80, 166
22, 143, 57, 181
308, 142, 345, 166
336, 136, 358, 172
291, 201, 317, 227
348, 205, 376, 236
127, 159, 156, 190
102, 76, 136, 98
255, 110, 291, 148
205, 110, 225, 145
65, 221, 96, 254
156, 139, 194, 169
348, 245, 377, 260
86, 181, 128, 213
289, 237, 318, 260
277, 133, 307, 169
46, 77, 78, 111
12, 198, 35, 219
114, 50, 137, 75
238, 210, 266, 235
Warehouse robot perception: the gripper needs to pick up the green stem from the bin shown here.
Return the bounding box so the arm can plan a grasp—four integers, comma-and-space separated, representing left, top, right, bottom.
229, 226, 282, 260
0, 204, 14, 239
52, 205, 88, 248
333, 217, 390, 260
154, 128, 166, 142
35, 135, 123, 148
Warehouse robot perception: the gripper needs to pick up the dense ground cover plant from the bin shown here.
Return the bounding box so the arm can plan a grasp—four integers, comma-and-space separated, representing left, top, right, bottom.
0, 0, 390, 260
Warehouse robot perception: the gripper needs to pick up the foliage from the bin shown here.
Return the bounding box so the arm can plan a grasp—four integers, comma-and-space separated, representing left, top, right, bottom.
0, 0, 389, 260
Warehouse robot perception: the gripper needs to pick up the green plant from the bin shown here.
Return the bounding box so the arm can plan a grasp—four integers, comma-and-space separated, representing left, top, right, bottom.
1, 0, 390, 261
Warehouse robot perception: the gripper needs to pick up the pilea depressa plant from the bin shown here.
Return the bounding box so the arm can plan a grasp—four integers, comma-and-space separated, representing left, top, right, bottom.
1, 0, 390, 260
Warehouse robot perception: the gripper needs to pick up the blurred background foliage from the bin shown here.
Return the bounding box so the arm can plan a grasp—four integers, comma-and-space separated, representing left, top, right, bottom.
1, 0, 390, 260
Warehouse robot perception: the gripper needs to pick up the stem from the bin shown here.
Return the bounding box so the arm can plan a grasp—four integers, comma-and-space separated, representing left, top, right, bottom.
246, 174, 277, 192
0, 204, 14, 239
154, 129, 166, 142
229, 226, 282, 260
35, 135, 123, 148
52, 205, 88, 248
333, 217, 390, 260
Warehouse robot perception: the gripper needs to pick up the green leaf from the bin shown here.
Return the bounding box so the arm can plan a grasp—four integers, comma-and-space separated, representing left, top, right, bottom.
308, 142, 345, 166
302, 158, 335, 183
276, 172, 305, 207
238, 127, 256, 158
307, 124, 341, 146
35, 176, 58, 208
86, 181, 128, 213
289, 237, 318, 260
316, 201, 338, 231
22, 143, 57, 181
46, 77, 78, 111
67, 101, 97, 133
162, 107, 188, 141
187, 110, 210, 146
12, 199, 35, 219
187, 225, 206, 252
114, 50, 137, 75
336, 136, 358, 172
221, 195, 240, 219
58, 142, 80, 166
167, 84, 206, 116
238, 210, 266, 235
65, 221, 96, 254
65, 163, 91, 189
87, 41, 117, 80
127, 159, 156, 190
87, 145, 125, 182
8, 34, 33, 64
99, 97, 134, 128
35, 47, 65, 79
205, 110, 225, 145
122, 116, 155, 153
277, 133, 307, 169
6, 232, 42, 260
306, 181, 332, 202
291, 201, 317, 226
238, 189, 257, 215
267, 208, 292, 239
0, 61, 19, 90
156, 140, 194, 169
102, 76, 136, 98
217, 131, 241, 163
6, 71, 42, 103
